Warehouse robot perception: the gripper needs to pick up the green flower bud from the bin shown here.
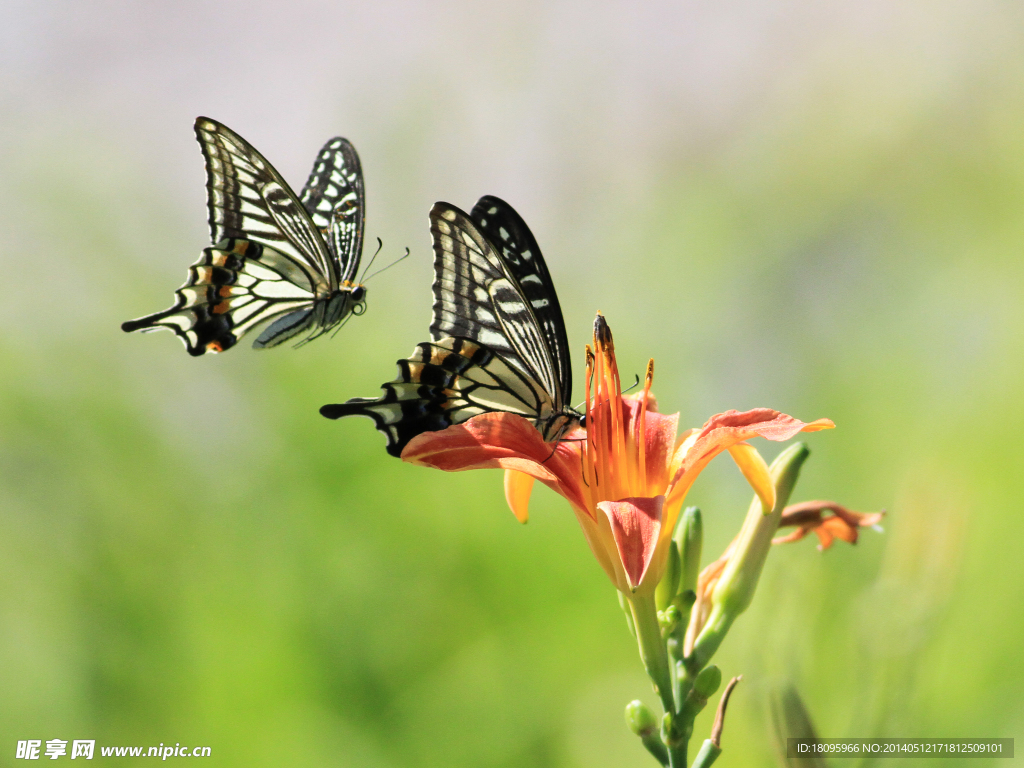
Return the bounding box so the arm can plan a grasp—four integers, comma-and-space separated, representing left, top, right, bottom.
655, 540, 681, 610
690, 443, 810, 668
693, 665, 722, 699
658, 604, 682, 634
675, 507, 703, 596
625, 700, 658, 736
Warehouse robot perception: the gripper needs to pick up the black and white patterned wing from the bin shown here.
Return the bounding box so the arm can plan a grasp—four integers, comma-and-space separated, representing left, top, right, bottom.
195, 116, 337, 290
470, 195, 572, 406
122, 238, 327, 355
299, 137, 365, 284
429, 201, 565, 411
320, 336, 574, 456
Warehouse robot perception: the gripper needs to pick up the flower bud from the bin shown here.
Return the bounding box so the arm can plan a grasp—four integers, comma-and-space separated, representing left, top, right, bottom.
655, 542, 680, 611
659, 604, 682, 634
693, 664, 722, 700
690, 443, 810, 668
675, 506, 703, 596
625, 700, 658, 736
679, 665, 722, 723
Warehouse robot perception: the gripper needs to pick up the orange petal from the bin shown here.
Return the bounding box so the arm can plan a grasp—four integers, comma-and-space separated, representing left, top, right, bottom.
642, 410, 681, 490
819, 515, 856, 546
728, 443, 775, 513
596, 496, 664, 591
666, 409, 834, 509
401, 412, 589, 513
771, 527, 810, 545
504, 469, 534, 524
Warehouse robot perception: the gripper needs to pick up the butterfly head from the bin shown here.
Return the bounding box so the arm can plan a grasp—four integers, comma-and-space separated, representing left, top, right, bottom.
540, 408, 585, 443
343, 283, 367, 317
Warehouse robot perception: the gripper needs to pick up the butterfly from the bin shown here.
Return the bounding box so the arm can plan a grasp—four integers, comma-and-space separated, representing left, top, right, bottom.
122, 117, 368, 355
320, 195, 581, 457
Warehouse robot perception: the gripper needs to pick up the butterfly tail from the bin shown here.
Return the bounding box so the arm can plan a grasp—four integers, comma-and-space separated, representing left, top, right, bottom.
320, 337, 497, 457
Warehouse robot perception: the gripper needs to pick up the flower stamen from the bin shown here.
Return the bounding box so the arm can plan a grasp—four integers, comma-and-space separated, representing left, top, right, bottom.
637, 359, 654, 496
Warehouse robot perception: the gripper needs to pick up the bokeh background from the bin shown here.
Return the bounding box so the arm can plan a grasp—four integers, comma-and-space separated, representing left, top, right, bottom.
1, 2, 1021, 765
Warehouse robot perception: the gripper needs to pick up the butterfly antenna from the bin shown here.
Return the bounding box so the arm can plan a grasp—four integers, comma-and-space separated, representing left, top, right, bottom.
356, 238, 385, 283
362, 246, 410, 283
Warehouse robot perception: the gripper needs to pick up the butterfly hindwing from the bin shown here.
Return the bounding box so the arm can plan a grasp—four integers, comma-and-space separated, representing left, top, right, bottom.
320, 336, 560, 457
124, 118, 369, 354
122, 238, 324, 354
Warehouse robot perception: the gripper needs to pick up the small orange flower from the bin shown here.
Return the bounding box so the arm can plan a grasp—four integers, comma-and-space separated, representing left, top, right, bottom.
774, 500, 885, 550
684, 497, 884, 655
402, 315, 834, 594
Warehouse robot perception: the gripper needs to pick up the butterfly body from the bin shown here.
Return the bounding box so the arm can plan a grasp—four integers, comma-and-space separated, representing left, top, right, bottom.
322, 196, 580, 455
123, 118, 367, 354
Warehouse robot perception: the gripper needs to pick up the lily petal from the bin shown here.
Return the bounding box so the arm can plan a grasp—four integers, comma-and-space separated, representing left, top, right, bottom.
504, 469, 534, 524
597, 496, 664, 591
401, 412, 589, 513
728, 443, 775, 514
666, 409, 834, 511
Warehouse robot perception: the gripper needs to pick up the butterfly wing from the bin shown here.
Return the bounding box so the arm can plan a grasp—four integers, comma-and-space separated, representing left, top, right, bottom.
299, 137, 365, 284
195, 116, 337, 290
320, 336, 568, 457
429, 201, 567, 411
469, 195, 572, 406
121, 238, 325, 355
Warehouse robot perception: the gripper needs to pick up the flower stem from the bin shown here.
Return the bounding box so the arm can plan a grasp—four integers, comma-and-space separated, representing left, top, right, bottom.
628, 591, 675, 717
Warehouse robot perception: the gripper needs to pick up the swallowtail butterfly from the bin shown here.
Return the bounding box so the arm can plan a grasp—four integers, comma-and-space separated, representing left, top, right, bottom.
320, 196, 581, 456
122, 117, 367, 355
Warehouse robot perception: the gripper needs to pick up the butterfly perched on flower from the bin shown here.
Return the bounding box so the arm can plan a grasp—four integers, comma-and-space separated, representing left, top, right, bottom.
122, 117, 369, 355
320, 195, 582, 456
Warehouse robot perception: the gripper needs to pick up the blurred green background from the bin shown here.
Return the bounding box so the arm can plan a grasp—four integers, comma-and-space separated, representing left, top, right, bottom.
1, 2, 1022, 765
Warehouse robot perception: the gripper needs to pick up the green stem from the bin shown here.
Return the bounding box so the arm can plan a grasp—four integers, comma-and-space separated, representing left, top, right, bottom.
640, 734, 670, 766
690, 739, 721, 768
668, 738, 687, 768
628, 591, 675, 717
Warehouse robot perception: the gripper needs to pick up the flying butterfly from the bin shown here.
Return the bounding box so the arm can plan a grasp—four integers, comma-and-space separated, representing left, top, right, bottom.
122, 117, 374, 355
320, 196, 582, 457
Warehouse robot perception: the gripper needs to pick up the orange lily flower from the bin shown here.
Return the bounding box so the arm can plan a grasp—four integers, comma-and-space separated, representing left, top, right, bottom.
402, 314, 834, 595
774, 500, 885, 550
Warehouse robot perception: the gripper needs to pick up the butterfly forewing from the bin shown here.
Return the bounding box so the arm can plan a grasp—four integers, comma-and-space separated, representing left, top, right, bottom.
196, 118, 336, 288
429, 202, 565, 410
299, 137, 365, 284
470, 195, 572, 404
